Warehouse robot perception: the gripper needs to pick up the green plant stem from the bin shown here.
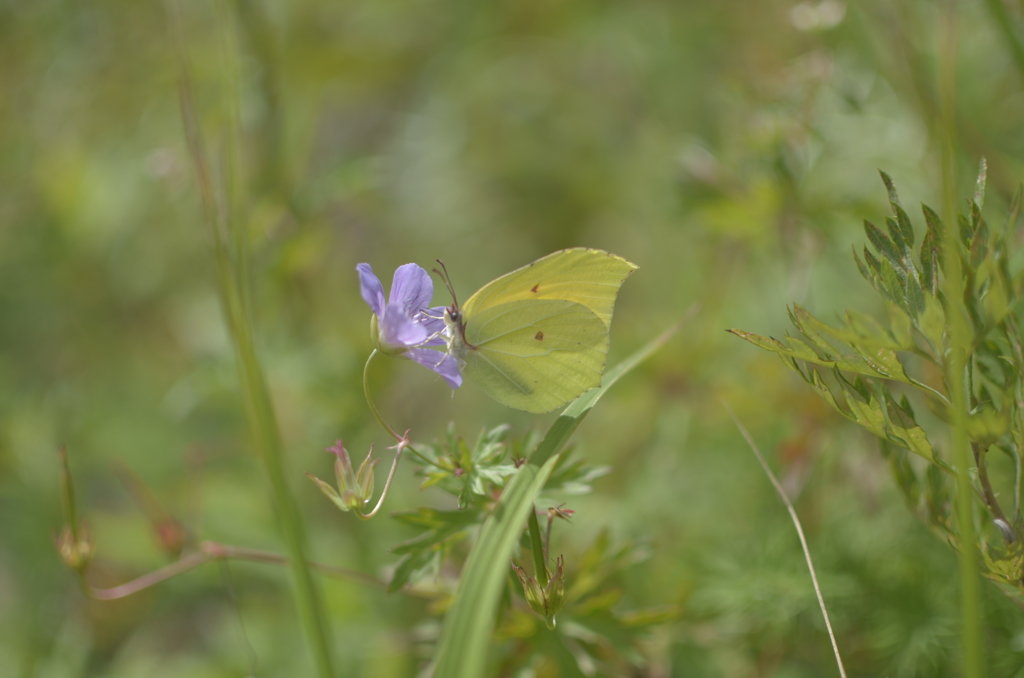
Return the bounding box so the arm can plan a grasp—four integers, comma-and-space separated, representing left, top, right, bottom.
973, 443, 1008, 525
363, 350, 402, 441
361, 349, 430, 463
171, 5, 335, 672
938, 4, 984, 675
230, 306, 336, 678
57, 445, 78, 544
527, 506, 549, 582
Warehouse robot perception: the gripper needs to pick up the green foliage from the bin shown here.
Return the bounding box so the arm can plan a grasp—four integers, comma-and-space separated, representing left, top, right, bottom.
733, 163, 1024, 599
432, 330, 675, 678
498, 530, 678, 677
387, 424, 609, 594
12, 0, 1024, 674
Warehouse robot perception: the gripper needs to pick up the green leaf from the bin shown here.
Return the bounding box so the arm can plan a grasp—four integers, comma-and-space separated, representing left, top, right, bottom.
893, 203, 916, 250
974, 157, 988, 211
389, 548, 441, 593
431, 324, 679, 678
959, 212, 974, 249
845, 309, 903, 350
388, 508, 480, 591
920, 228, 939, 296
884, 387, 935, 462
865, 219, 904, 274
917, 295, 946, 354
880, 169, 902, 208
887, 302, 913, 349
880, 257, 908, 312
805, 369, 934, 461
543, 453, 611, 496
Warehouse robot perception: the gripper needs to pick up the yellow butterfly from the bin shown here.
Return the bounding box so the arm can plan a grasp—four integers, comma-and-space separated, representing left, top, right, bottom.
441, 248, 637, 413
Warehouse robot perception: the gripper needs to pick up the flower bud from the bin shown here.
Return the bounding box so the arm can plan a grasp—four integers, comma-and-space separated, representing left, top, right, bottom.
512, 555, 567, 629
308, 440, 379, 512
543, 556, 566, 622
55, 523, 94, 573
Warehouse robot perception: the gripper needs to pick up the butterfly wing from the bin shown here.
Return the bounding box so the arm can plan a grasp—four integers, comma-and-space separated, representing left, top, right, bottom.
461, 248, 637, 327
461, 298, 608, 413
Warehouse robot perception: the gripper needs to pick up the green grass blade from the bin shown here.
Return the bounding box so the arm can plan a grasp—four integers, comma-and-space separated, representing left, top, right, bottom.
432, 322, 681, 678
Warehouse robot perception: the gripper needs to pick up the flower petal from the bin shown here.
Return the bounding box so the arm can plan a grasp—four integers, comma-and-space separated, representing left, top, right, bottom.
356, 263, 386, 317
389, 264, 434, 315
381, 304, 429, 348
406, 348, 462, 389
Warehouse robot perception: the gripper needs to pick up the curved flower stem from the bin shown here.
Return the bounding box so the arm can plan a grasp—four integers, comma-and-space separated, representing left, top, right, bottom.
356, 443, 405, 520
973, 442, 1008, 525
358, 351, 433, 519
363, 350, 403, 442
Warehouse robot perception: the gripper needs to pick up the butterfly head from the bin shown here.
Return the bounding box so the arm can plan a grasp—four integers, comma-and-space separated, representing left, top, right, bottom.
433, 259, 469, 345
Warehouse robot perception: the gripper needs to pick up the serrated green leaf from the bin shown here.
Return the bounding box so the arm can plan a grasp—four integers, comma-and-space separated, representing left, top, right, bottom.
917, 293, 946, 353
881, 439, 920, 508
886, 302, 913, 348
389, 548, 441, 593
730, 320, 916, 387
900, 393, 916, 419
905, 274, 926, 318
865, 247, 884, 278
974, 157, 988, 210
845, 309, 903, 350
970, 211, 988, 268
920, 229, 939, 295
807, 368, 846, 418
796, 305, 916, 382
879, 258, 908, 311
729, 329, 821, 363
544, 454, 611, 496
853, 246, 873, 283
959, 212, 974, 248
880, 170, 901, 207
922, 204, 945, 242
865, 219, 904, 273
390, 517, 475, 556
884, 388, 935, 461
836, 374, 889, 438
893, 202, 916, 249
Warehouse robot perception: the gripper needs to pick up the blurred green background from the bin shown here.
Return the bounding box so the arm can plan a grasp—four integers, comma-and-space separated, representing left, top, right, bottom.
5, 0, 1024, 675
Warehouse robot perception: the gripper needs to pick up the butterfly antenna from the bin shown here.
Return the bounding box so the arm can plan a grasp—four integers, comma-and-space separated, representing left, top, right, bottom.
432, 259, 459, 307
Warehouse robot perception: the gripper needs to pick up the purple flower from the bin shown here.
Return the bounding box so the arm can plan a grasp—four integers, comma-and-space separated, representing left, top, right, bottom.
357, 262, 462, 389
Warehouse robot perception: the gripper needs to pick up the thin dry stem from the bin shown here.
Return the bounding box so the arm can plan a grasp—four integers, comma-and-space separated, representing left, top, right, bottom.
724, 403, 848, 678
82, 540, 427, 601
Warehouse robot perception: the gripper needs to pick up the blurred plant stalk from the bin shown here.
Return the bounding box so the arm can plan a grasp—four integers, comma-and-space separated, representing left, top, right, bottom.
939, 5, 984, 675
170, 1, 336, 674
